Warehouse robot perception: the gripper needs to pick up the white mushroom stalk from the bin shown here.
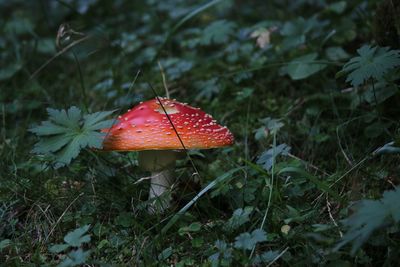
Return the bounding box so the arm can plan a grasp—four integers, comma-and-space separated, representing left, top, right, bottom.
138, 150, 178, 213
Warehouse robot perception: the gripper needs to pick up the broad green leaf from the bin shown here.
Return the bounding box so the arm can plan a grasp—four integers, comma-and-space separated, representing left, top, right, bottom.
280, 16, 325, 50
0, 62, 23, 80
178, 222, 202, 236
326, 1, 347, 14
4, 17, 34, 35
29, 121, 69, 136
285, 53, 327, 80
224, 206, 254, 231
325, 46, 349, 61
158, 247, 173, 261
32, 134, 73, 154
234, 229, 267, 250
47, 107, 81, 129
257, 144, 291, 171
31, 107, 114, 168
200, 20, 235, 45
114, 212, 134, 227
209, 240, 233, 267
83, 110, 116, 130
234, 232, 252, 250
158, 58, 194, 80
253, 250, 282, 264
251, 229, 267, 243
58, 248, 91, 267
194, 78, 222, 100
64, 225, 91, 247
342, 45, 400, 86
335, 186, 400, 255
49, 244, 70, 253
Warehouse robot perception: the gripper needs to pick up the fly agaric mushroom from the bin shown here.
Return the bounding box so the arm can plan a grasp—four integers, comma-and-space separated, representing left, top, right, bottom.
101, 97, 234, 212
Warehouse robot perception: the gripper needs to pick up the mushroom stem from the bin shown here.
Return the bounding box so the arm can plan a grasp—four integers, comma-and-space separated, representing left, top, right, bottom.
148, 169, 173, 212
138, 150, 179, 213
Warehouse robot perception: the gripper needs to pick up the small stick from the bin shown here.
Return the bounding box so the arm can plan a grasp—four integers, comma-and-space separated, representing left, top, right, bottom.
45, 192, 84, 242
158, 61, 170, 98
326, 196, 343, 237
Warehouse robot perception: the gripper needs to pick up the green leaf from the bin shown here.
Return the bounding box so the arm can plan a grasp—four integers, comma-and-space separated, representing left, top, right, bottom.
209, 240, 233, 266
325, 46, 349, 61
29, 121, 70, 136
30, 107, 114, 168
234, 229, 267, 250
342, 45, 400, 87
253, 250, 282, 264
58, 248, 91, 267
0, 239, 11, 251
64, 225, 91, 247
178, 222, 202, 236
32, 135, 73, 154
0, 62, 23, 81
194, 78, 222, 100
251, 229, 267, 243
200, 20, 236, 45
49, 244, 70, 253
285, 53, 327, 80
114, 212, 134, 228
280, 17, 325, 50
334, 186, 400, 255
224, 206, 254, 231
326, 1, 347, 14
158, 247, 173, 261
83, 110, 115, 130
257, 144, 291, 171
48, 106, 81, 128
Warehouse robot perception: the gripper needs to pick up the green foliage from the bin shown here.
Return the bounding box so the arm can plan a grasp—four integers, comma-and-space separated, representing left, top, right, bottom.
208, 240, 233, 267
252, 250, 282, 265
280, 16, 326, 50
30, 107, 114, 168
257, 143, 291, 171
63, 225, 91, 247
158, 247, 173, 261
234, 229, 267, 250
200, 20, 236, 45
224, 206, 254, 231
335, 187, 400, 255
2, 0, 400, 266
283, 53, 327, 80
49, 225, 92, 267
342, 45, 400, 86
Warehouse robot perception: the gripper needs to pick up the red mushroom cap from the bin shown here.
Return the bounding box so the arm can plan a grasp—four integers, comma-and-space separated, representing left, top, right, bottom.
102, 98, 234, 151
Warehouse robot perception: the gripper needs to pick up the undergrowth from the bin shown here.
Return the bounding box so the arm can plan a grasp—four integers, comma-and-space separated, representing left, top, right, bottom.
1, 0, 400, 266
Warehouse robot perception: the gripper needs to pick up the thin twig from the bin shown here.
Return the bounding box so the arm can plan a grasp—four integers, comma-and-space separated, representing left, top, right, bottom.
30, 35, 91, 80
266, 247, 289, 267
326, 196, 343, 238
158, 61, 170, 98
45, 192, 84, 242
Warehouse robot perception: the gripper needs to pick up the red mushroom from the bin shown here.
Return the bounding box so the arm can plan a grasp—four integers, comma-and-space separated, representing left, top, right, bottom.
102, 97, 234, 212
